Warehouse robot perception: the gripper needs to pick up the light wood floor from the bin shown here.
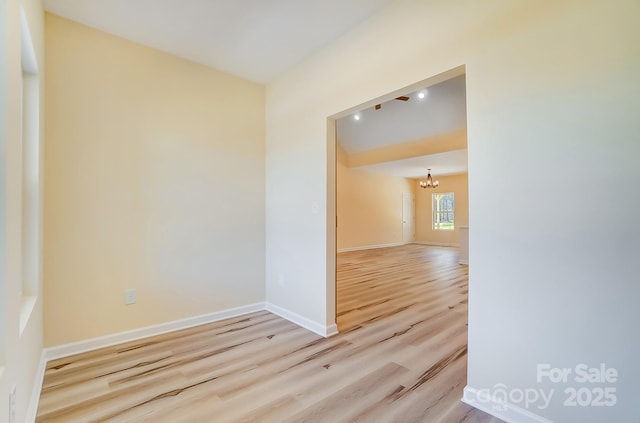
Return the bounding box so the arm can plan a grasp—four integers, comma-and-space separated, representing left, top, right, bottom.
37, 244, 502, 422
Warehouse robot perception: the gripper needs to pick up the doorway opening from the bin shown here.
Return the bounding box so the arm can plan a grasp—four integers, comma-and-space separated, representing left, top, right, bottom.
330, 65, 469, 332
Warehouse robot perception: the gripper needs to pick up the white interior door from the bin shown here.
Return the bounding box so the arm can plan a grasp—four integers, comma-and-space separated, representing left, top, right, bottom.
402, 193, 415, 244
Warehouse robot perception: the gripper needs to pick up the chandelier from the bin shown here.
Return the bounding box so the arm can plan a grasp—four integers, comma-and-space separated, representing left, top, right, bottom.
419, 169, 439, 189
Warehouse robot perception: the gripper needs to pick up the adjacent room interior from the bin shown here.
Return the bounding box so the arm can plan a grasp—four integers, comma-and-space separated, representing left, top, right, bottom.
335, 73, 468, 252
334, 71, 470, 332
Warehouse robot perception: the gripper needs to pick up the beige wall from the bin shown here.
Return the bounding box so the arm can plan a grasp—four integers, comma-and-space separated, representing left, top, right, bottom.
265, 1, 640, 421
0, 0, 45, 421
44, 14, 266, 346
347, 129, 466, 168
0, 1, 635, 421
337, 158, 414, 251
415, 173, 468, 245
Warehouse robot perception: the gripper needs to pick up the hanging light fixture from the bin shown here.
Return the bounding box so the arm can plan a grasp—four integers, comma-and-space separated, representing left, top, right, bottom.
419, 169, 439, 189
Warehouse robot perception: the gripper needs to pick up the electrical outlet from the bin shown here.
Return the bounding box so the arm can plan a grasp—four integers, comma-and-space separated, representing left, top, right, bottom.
124, 289, 137, 305
9, 385, 16, 423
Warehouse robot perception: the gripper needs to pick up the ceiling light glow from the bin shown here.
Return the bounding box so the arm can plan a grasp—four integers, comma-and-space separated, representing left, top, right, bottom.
418, 91, 426, 99
354, 114, 361, 121
419, 168, 439, 189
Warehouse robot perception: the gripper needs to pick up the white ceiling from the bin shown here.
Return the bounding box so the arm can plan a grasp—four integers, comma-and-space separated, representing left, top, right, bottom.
336, 75, 467, 155
358, 149, 468, 179
44, 1, 467, 179
43, 0, 397, 84
337, 74, 467, 179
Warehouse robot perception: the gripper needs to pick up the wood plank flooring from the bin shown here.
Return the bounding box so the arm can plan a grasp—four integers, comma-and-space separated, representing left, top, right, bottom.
37, 244, 502, 422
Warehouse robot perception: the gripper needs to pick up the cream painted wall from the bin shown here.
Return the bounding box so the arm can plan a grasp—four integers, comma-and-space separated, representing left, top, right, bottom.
347, 129, 466, 167
0, 0, 45, 421
265, 1, 640, 421
337, 159, 414, 251
44, 15, 265, 346
415, 173, 468, 245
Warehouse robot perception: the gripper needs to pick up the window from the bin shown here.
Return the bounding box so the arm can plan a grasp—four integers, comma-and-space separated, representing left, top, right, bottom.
19, 9, 40, 335
432, 192, 454, 230
0, 0, 6, 368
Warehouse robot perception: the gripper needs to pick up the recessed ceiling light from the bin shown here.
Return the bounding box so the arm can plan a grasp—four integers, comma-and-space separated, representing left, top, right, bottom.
418, 91, 427, 99
354, 114, 361, 121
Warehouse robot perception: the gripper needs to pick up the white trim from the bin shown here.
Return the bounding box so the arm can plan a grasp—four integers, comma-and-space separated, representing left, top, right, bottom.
265, 302, 338, 338
19, 295, 37, 335
29, 301, 338, 421
41, 300, 339, 360
25, 350, 47, 423
43, 302, 265, 361
414, 241, 460, 248
337, 242, 404, 253
462, 386, 554, 423
21, 8, 38, 74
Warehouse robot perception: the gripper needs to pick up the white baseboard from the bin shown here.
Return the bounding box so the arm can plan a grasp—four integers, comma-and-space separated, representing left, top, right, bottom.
337, 242, 404, 253
43, 302, 265, 361
25, 350, 47, 423
414, 241, 460, 247
462, 386, 553, 423
39, 299, 338, 361
29, 300, 338, 421
265, 302, 338, 338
